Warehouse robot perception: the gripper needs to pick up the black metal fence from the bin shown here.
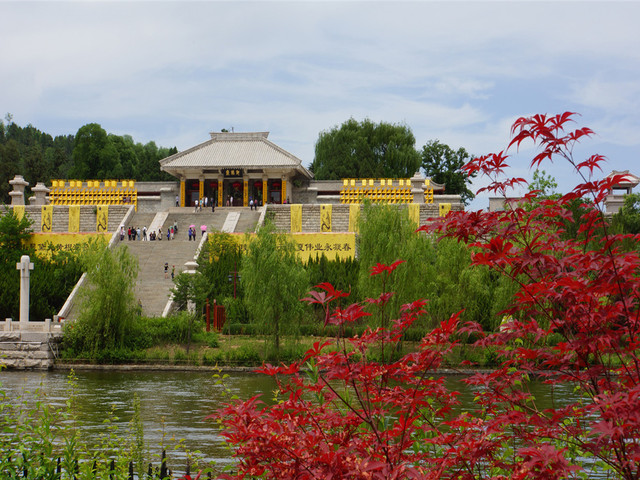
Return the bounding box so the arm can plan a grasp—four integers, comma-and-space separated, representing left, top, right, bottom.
2, 450, 214, 479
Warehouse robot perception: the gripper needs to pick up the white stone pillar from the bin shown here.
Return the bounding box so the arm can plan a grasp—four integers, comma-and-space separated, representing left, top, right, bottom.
184, 260, 199, 313
16, 255, 34, 330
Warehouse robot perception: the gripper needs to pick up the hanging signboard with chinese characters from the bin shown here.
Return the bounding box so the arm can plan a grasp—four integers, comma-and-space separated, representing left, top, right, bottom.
24, 233, 111, 259
208, 232, 356, 263
223, 168, 243, 178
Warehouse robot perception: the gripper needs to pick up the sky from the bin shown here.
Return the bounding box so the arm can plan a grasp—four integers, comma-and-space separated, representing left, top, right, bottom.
2, 0, 639, 210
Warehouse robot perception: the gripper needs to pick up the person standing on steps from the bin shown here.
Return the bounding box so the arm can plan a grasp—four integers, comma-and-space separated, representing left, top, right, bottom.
171, 265, 175, 280
164, 262, 169, 279
175, 194, 179, 207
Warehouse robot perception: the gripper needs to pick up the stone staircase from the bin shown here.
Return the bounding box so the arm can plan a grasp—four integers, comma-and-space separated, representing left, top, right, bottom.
119, 207, 262, 317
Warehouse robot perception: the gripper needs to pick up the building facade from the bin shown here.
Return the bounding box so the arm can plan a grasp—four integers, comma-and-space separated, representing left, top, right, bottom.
160, 131, 313, 207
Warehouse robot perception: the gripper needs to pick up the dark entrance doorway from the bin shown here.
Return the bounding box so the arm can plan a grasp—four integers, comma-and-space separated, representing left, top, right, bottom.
185, 179, 199, 207
225, 180, 243, 206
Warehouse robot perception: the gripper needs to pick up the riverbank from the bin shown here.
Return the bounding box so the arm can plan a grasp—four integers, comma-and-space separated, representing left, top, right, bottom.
52, 361, 481, 376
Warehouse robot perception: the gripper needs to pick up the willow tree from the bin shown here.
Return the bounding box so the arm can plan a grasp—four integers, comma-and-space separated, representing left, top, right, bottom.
310, 118, 421, 180
240, 222, 309, 359
357, 201, 436, 325
70, 239, 138, 358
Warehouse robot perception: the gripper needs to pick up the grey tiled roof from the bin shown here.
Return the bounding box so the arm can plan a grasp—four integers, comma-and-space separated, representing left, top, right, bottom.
160, 132, 311, 177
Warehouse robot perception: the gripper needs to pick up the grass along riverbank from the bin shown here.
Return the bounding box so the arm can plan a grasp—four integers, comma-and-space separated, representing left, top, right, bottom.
57, 331, 514, 369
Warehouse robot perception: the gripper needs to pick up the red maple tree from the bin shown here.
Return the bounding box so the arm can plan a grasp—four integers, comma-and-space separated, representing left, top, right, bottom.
213, 113, 640, 479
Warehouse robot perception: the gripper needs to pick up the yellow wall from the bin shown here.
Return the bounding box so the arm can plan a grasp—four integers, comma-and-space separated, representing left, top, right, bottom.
68, 206, 80, 233
210, 232, 356, 263
24, 233, 111, 258
290, 204, 302, 232
320, 204, 332, 232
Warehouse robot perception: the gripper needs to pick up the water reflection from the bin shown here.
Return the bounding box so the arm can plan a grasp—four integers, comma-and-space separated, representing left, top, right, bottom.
0, 369, 277, 471
0, 369, 582, 474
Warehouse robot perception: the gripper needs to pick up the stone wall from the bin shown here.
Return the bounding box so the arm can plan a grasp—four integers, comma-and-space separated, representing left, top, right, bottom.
0, 331, 61, 370
16, 205, 130, 233
268, 201, 462, 234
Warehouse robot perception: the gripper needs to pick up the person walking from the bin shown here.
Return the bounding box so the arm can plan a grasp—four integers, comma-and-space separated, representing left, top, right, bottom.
171, 265, 175, 280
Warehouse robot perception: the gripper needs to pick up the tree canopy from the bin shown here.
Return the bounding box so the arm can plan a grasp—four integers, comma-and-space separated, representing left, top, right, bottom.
240, 221, 309, 358
310, 118, 421, 180
612, 192, 640, 234
0, 116, 176, 203
421, 139, 475, 205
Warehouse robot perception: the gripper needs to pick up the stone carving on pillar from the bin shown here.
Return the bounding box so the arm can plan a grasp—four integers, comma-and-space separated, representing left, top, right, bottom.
9, 175, 29, 206
17, 255, 34, 329
29, 182, 50, 206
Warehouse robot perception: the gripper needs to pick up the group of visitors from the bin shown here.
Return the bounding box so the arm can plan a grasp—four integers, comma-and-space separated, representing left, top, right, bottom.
194, 196, 216, 213
124, 226, 164, 241
164, 262, 175, 280
166, 223, 178, 240
121, 222, 180, 242
187, 225, 206, 241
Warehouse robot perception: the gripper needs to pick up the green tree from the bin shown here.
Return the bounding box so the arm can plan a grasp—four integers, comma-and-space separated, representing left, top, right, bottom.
70, 240, 138, 358
30, 244, 83, 322
528, 169, 559, 199
0, 209, 33, 320
612, 192, 640, 234
421, 139, 475, 205
240, 222, 309, 358
0, 140, 21, 203
357, 201, 436, 324
70, 123, 122, 179
22, 144, 48, 186
310, 118, 421, 180
196, 232, 244, 303
110, 134, 139, 179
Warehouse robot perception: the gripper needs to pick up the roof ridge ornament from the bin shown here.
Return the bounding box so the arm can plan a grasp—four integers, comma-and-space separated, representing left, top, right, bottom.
209, 131, 269, 141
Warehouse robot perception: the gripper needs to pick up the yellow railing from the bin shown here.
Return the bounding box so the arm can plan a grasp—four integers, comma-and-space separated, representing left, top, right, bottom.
49, 180, 137, 210
339, 178, 414, 204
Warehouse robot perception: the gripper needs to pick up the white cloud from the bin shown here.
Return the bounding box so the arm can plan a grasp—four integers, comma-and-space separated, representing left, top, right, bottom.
1, 0, 639, 212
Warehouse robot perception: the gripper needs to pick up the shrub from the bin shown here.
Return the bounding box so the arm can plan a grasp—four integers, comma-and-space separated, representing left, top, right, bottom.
226, 344, 261, 365
202, 350, 224, 366
215, 113, 640, 480
173, 349, 187, 364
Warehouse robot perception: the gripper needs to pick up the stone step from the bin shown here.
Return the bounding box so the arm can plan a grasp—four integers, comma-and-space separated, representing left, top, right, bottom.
114, 208, 263, 317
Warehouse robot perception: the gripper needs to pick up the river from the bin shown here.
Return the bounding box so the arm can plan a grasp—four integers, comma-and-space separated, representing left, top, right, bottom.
0, 368, 584, 475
